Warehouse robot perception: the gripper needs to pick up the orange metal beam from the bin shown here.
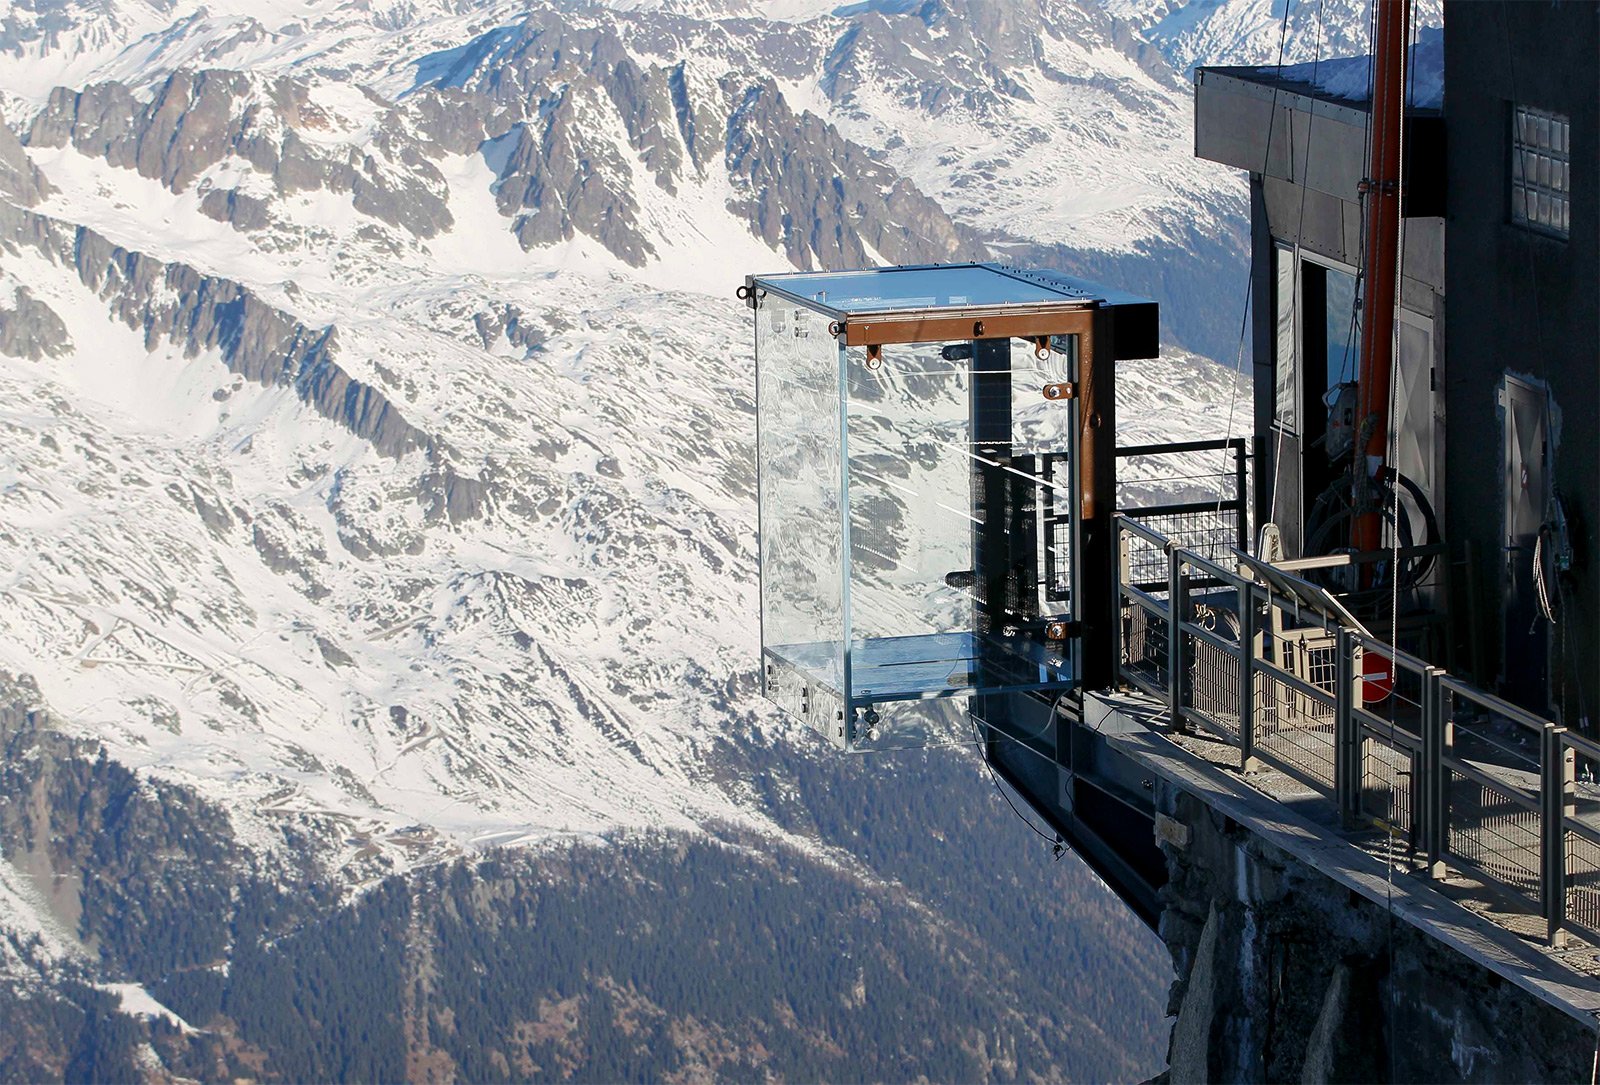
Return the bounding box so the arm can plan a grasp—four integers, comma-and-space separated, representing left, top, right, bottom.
1352, 0, 1411, 557
838, 307, 1094, 348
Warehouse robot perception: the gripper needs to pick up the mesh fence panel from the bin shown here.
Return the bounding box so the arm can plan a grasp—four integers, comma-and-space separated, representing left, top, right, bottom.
1187, 622, 1241, 740
1253, 628, 1338, 792
1361, 737, 1415, 836
1122, 598, 1169, 695
1566, 829, 1600, 939
1448, 771, 1542, 901
1121, 507, 1239, 589
1048, 517, 1072, 601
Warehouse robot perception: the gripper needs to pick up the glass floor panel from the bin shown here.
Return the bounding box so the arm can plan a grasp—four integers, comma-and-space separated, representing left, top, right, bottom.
766, 631, 1073, 708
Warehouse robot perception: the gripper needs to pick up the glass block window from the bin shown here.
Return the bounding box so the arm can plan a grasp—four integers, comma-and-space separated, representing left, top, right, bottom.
1511, 105, 1570, 238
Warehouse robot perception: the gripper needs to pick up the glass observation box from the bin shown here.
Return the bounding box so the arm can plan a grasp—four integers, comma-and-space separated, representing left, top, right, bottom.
746, 262, 1135, 750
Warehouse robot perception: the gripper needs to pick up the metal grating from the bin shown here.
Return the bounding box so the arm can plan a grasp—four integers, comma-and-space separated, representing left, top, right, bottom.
1187, 624, 1242, 740
1448, 772, 1542, 901
1361, 737, 1415, 837
1255, 672, 1337, 791
1116, 438, 1247, 591
1048, 517, 1073, 601
1251, 620, 1338, 791
1121, 508, 1241, 590
1566, 829, 1600, 939
1121, 597, 1169, 695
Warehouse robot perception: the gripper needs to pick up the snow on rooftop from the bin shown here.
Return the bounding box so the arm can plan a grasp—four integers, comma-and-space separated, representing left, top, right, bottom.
1262, 25, 1443, 110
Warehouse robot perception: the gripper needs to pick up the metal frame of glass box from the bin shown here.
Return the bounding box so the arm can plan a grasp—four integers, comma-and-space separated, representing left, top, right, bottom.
748, 263, 1131, 750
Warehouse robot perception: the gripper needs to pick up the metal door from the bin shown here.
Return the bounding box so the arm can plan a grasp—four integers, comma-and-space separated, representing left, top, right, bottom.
1502, 375, 1550, 710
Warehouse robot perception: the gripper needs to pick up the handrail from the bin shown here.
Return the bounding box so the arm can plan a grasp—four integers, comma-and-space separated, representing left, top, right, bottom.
1439, 674, 1554, 735
1122, 500, 1244, 519
1564, 730, 1600, 763
1358, 717, 1421, 750
1349, 629, 1435, 677
1111, 511, 1578, 946
1117, 437, 1248, 457
1174, 547, 1239, 585
1119, 515, 1173, 550
1274, 542, 1448, 573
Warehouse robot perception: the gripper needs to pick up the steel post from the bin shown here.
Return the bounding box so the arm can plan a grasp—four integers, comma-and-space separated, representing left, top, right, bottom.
1078, 309, 1118, 691
1335, 628, 1358, 825
1542, 725, 1570, 947
1114, 523, 1129, 690
1168, 547, 1186, 731
1422, 668, 1448, 878
1234, 440, 1250, 551
1238, 580, 1258, 773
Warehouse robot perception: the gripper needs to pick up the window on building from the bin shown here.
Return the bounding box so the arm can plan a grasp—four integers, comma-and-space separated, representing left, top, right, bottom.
1511, 104, 1570, 238
1274, 245, 1297, 435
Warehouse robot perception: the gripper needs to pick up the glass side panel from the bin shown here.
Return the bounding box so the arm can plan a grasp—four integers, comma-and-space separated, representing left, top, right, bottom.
757, 294, 849, 743
844, 340, 973, 647
841, 337, 1075, 747
756, 264, 1082, 315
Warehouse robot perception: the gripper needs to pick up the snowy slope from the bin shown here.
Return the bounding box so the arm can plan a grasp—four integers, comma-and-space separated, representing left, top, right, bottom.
0, 0, 1250, 887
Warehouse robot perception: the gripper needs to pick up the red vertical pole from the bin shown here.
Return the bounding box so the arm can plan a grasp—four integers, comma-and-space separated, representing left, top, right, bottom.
1352, 0, 1411, 556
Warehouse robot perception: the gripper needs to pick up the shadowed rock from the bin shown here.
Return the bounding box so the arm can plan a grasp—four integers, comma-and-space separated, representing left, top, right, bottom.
28, 70, 453, 238
0, 286, 70, 360
0, 115, 50, 206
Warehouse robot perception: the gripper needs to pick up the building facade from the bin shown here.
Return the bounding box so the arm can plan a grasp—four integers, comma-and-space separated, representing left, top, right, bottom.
1196, 2, 1600, 724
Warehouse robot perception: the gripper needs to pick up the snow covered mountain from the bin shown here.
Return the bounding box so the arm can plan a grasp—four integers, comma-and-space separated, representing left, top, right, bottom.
0, 0, 1348, 1075
0, 0, 1253, 871
1104, 0, 1442, 76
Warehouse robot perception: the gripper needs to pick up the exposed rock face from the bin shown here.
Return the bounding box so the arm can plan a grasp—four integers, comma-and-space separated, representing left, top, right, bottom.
471, 303, 544, 356
28, 70, 453, 238
411, 7, 975, 270
0, 286, 69, 359
0, 198, 436, 460
1155, 783, 1595, 1083
0, 116, 49, 206
197, 186, 269, 230
723, 77, 973, 269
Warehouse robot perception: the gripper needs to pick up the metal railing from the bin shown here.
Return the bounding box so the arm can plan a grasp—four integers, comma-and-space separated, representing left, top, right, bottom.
1116, 438, 1248, 591
1115, 514, 1587, 947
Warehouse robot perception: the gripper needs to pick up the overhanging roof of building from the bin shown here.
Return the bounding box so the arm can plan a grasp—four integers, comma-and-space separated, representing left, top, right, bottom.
1194, 60, 1444, 217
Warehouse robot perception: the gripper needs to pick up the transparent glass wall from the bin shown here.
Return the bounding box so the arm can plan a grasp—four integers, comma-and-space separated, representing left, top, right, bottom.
841, 337, 1076, 749
753, 266, 1087, 750
757, 295, 850, 740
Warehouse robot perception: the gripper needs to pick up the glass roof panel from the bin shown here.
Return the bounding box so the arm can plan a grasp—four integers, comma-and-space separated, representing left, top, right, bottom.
753, 263, 1093, 316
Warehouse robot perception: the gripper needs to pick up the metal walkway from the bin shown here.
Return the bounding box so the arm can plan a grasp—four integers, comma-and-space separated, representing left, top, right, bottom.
1114, 514, 1600, 953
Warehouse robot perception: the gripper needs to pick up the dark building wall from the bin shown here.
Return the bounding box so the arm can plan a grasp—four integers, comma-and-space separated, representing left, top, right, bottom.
1443, 2, 1599, 722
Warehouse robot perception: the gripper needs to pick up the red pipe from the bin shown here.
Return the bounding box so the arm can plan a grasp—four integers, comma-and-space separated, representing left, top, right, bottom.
1352, 0, 1410, 558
